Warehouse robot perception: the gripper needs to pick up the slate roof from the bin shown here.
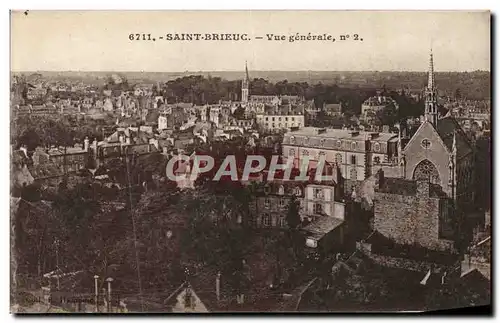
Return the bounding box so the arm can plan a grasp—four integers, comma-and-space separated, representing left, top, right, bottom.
302, 216, 344, 240
436, 117, 473, 159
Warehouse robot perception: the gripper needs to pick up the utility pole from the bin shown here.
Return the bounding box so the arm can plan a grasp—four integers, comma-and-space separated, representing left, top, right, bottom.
106, 277, 113, 313
94, 275, 99, 313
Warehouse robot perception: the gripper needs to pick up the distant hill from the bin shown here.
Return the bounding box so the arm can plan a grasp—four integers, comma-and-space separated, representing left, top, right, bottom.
11, 70, 491, 100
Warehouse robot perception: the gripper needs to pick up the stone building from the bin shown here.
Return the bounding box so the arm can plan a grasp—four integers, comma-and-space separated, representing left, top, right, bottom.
250, 166, 345, 228
282, 127, 399, 183
373, 169, 456, 252
399, 51, 475, 213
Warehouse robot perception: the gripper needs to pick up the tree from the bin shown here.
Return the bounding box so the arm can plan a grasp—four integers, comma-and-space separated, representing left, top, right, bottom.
376, 102, 398, 128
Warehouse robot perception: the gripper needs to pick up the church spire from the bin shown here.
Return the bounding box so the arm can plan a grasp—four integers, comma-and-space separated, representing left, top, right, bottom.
245, 60, 250, 83
424, 49, 438, 126
427, 49, 435, 90
241, 61, 250, 103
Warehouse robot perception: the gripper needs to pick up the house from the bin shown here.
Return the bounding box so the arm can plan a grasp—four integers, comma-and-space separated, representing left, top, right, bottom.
323, 103, 343, 116
302, 216, 345, 254
164, 282, 209, 313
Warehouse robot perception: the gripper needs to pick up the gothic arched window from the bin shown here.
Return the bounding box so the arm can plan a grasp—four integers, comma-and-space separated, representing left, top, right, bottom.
413, 159, 440, 185
350, 168, 358, 180
335, 153, 342, 165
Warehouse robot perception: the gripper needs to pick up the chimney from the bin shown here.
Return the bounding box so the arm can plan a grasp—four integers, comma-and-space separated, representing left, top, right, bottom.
377, 169, 385, 190
84, 137, 90, 151
416, 179, 430, 197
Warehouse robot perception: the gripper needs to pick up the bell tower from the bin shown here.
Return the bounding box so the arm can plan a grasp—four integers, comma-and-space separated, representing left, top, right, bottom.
241, 61, 250, 103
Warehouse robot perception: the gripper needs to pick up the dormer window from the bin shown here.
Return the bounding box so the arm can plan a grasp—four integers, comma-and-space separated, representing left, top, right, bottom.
294, 187, 302, 196
290, 136, 295, 144
278, 185, 285, 195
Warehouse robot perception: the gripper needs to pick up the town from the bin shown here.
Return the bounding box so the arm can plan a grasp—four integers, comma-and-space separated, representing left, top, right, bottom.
11, 53, 491, 313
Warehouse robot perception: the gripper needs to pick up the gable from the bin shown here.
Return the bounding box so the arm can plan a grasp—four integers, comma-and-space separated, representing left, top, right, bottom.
171, 288, 209, 313
403, 121, 450, 157
402, 121, 451, 189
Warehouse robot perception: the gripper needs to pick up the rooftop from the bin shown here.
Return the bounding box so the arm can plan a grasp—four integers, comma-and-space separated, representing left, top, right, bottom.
285, 127, 397, 142
302, 216, 344, 240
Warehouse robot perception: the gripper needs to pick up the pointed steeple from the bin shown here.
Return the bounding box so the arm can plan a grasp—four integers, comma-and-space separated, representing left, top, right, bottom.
245, 60, 250, 84
427, 49, 435, 90
424, 48, 438, 126
241, 61, 250, 103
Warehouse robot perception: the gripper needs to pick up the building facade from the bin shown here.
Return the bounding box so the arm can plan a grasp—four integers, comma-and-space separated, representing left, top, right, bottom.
282, 127, 399, 182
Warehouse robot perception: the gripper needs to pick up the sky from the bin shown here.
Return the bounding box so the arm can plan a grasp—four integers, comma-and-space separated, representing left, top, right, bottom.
10, 10, 491, 72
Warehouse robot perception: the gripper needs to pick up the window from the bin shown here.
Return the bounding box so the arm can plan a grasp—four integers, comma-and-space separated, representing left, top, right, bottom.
292, 117, 295, 121
335, 153, 343, 165
374, 143, 381, 152
285, 117, 288, 121
350, 168, 358, 180
319, 139, 326, 147
413, 159, 440, 184
302, 150, 309, 156
278, 185, 285, 195
265, 117, 269, 121
264, 199, 271, 208
314, 203, 323, 214
351, 155, 357, 164
314, 188, 324, 199
336, 140, 342, 148
351, 142, 357, 150
289, 148, 295, 157
278, 123, 282, 128
295, 187, 302, 196
262, 214, 271, 226
374, 156, 381, 164
421, 139, 432, 149
272, 117, 275, 121
279, 117, 282, 121
290, 136, 295, 144
279, 198, 286, 207
278, 217, 286, 227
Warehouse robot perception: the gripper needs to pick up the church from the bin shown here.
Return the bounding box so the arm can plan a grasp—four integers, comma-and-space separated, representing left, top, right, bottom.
398, 51, 475, 213
373, 51, 475, 253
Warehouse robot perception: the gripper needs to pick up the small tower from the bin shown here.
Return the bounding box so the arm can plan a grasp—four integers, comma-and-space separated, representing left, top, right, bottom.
424, 49, 439, 126
241, 61, 250, 103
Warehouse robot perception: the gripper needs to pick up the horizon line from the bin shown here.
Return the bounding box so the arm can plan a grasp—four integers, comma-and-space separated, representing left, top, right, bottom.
10, 69, 490, 74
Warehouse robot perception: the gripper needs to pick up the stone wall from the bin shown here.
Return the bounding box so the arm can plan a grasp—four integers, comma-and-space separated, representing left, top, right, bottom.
374, 190, 454, 252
